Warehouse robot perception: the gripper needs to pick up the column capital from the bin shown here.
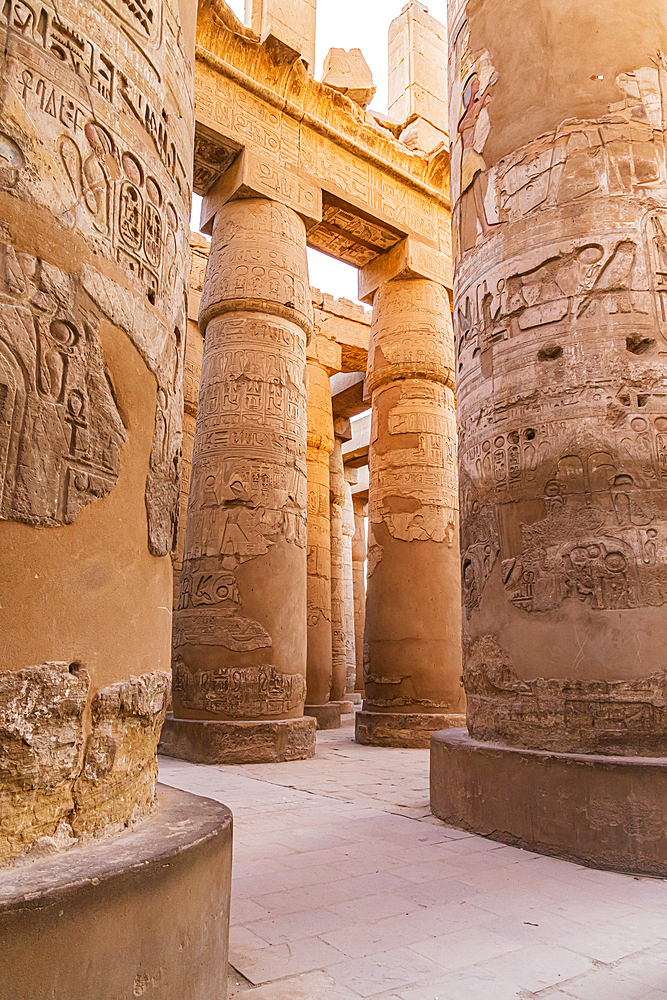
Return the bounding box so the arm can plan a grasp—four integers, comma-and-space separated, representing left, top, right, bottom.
201, 148, 322, 235
307, 333, 342, 375
358, 237, 452, 304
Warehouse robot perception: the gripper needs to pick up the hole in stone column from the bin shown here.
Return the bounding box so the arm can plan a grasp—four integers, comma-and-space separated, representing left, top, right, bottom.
537, 344, 563, 362
68, 662, 83, 676
626, 334, 655, 355
638, 395, 650, 407
147, 289, 156, 306
525, 428, 536, 440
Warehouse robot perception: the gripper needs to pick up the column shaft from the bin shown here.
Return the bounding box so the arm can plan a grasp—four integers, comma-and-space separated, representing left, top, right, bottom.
165, 197, 316, 763
342, 474, 358, 697
357, 278, 465, 748
352, 497, 367, 696
305, 358, 340, 728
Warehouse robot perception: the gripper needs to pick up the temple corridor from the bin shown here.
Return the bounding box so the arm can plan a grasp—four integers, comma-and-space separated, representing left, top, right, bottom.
159, 720, 667, 1000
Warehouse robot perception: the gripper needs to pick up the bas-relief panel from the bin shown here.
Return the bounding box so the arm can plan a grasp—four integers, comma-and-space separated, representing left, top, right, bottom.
173, 657, 306, 717
0, 244, 126, 525
450, 21, 667, 630
0, 0, 192, 549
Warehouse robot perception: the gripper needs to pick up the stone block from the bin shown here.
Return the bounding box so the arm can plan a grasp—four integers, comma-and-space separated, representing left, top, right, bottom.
305, 704, 343, 730
388, 1, 448, 131
245, 0, 316, 69
322, 48, 376, 109
200, 149, 322, 234
356, 711, 466, 749
159, 716, 316, 764
431, 729, 667, 877
358, 237, 453, 303
0, 785, 232, 1000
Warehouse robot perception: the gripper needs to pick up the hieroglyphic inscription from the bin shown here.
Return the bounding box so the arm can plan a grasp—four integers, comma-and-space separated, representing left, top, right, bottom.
173, 658, 306, 717
464, 634, 667, 755
0, 244, 126, 525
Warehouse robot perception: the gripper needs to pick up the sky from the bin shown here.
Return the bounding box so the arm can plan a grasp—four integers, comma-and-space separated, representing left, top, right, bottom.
193, 0, 448, 302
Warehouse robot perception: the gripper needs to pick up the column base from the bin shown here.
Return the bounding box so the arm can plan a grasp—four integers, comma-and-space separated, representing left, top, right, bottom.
356, 711, 466, 749
159, 714, 316, 765
0, 785, 232, 999
331, 700, 355, 715
305, 703, 342, 730
431, 729, 667, 877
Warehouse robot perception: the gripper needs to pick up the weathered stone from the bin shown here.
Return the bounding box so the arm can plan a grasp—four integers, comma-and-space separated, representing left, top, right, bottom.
388, 1, 448, 132
305, 350, 336, 719
245, 0, 317, 69
322, 48, 376, 109
359, 278, 465, 747
0, 663, 88, 866
72, 672, 171, 838
0, 785, 233, 1000
0, 0, 195, 858
159, 714, 316, 764
431, 730, 667, 877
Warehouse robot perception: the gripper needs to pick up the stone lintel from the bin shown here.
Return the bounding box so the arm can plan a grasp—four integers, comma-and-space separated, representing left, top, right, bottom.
342, 412, 371, 469
350, 465, 369, 501
358, 237, 452, 304
431, 730, 667, 877
200, 148, 322, 234
0, 786, 232, 999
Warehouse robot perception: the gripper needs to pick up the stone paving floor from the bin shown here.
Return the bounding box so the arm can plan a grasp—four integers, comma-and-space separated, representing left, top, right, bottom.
159, 717, 667, 1000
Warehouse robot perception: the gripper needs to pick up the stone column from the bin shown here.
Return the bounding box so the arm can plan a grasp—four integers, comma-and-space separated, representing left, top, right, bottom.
162, 197, 316, 764
342, 470, 359, 701
352, 496, 367, 697
357, 277, 465, 747
304, 355, 339, 729
431, 0, 667, 876
0, 0, 194, 863
329, 434, 354, 713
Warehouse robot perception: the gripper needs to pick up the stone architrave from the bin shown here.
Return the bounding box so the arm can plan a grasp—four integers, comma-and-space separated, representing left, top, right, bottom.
0, 0, 195, 864
342, 470, 358, 699
164, 197, 316, 764
431, 0, 667, 876
357, 277, 466, 748
352, 496, 367, 697
304, 350, 339, 730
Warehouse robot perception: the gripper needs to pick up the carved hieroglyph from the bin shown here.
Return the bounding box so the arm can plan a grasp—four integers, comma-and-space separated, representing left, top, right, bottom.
173, 198, 310, 721
363, 278, 464, 718
305, 357, 335, 707
450, 0, 667, 753
0, 0, 194, 861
